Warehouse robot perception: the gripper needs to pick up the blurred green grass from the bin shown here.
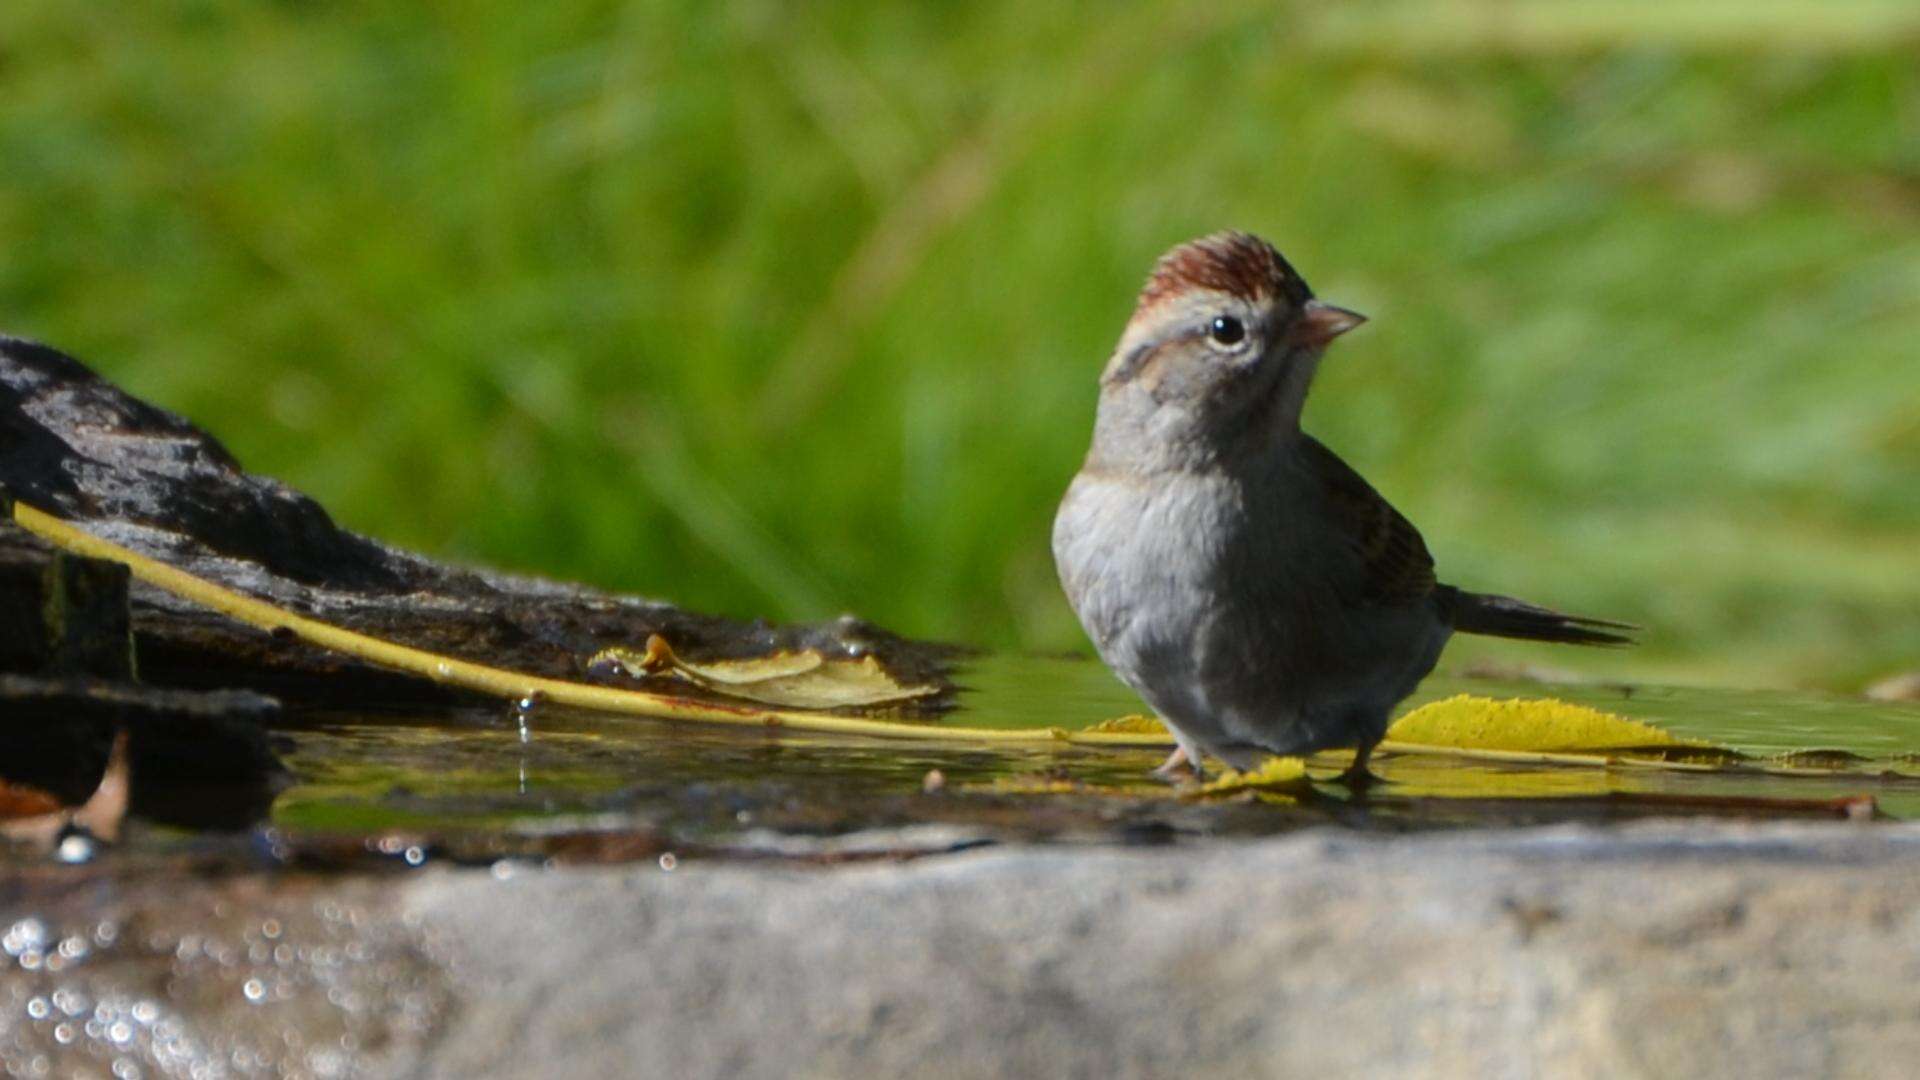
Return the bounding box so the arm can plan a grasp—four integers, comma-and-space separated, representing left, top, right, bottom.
1, 1, 1915, 690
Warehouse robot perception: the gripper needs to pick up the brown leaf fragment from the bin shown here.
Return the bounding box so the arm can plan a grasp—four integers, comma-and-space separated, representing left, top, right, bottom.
0, 783, 62, 821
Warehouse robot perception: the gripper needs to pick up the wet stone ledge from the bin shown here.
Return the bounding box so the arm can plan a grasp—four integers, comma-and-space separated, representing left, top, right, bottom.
2, 821, 1918, 1078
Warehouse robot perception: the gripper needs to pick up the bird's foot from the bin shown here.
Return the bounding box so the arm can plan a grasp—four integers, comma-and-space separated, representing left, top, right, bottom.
1335, 740, 1384, 791
1334, 763, 1383, 792
1151, 746, 1205, 784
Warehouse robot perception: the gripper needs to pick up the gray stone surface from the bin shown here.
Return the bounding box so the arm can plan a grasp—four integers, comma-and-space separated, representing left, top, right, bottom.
400, 822, 1920, 1079
6, 823, 1919, 1078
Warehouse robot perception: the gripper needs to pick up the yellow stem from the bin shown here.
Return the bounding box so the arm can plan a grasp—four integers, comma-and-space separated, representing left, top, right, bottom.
13, 499, 1824, 780
9, 499, 1171, 748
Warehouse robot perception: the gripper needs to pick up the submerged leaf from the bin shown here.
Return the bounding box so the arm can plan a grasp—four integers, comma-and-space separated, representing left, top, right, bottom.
1386, 694, 1717, 754
969, 776, 1091, 796
1365, 755, 1626, 799
1770, 748, 1868, 769
590, 635, 941, 710
961, 772, 1197, 800
1083, 714, 1168, 735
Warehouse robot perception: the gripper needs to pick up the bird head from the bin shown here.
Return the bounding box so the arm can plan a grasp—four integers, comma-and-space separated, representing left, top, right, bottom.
1086, 231, 1364, 473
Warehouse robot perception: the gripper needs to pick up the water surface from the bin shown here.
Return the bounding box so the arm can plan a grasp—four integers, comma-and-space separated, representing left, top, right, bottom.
266, 656, 1920, 855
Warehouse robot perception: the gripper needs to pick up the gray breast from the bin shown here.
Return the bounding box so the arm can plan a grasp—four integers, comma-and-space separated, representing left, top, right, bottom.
1053, 471, 1246, 698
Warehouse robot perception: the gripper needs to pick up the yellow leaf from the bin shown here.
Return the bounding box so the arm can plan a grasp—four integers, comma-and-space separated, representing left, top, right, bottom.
1083, 714, 1168, 735
967, 777, 1089, 796
1196, 756, 1310, 795
589, 635, 941, 710
1386, 694, 1715, 754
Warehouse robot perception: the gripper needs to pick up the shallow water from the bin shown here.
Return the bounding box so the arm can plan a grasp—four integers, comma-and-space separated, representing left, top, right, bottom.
264, 655, 1920, 856
6, 658, 1914, 1079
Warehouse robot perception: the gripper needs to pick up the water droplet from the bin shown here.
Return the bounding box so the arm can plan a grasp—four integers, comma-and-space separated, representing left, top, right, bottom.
658, 852, 679, 872
52, 1022, 74, 1045
57, 935, 89, 961
112, 1057, 142, 1080
131, 1000, 159, 1024
260, 919, 281, 940
26, 996, 49, 1020
404, 846, 426, 866
514, 691, 544, 715
109, 1019, 133, 1044
4, 918, 47, 956
56, 832, 98, 864
307, 1047, 347, 1078
52, 987, 88, 1017
435, 662, 453, 678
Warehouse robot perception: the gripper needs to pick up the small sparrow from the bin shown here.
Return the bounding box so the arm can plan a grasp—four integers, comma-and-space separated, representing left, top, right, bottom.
1053, 231, 1631, 783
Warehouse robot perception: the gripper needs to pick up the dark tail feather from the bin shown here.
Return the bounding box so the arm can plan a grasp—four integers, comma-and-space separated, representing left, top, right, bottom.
1439, 586, 1636, 647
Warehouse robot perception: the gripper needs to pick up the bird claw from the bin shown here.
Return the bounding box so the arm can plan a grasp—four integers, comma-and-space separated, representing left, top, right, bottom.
1335, 764, 1382, 791
1335, 741, 1383, 791
1151, 745, 1205, 783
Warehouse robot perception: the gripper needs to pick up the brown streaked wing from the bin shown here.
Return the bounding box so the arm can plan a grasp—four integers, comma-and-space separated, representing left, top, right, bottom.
1298, 436, 1436, 607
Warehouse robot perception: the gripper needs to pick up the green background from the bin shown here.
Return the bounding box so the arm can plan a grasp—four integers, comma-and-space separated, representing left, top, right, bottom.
2, 1, 1915, 690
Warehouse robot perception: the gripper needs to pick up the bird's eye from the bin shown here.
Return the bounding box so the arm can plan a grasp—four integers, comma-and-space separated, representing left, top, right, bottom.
1208, 315, 1245, 347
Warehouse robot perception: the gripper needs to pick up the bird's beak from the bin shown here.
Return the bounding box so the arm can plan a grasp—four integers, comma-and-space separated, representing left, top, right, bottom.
1288, 300, 1367, 349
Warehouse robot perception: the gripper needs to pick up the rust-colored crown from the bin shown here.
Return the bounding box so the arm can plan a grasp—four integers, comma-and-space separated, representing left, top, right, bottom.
1137, 231, 1313, 313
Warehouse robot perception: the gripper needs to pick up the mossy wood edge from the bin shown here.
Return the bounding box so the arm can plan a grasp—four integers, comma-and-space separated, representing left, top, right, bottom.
9, 499, 1174, 746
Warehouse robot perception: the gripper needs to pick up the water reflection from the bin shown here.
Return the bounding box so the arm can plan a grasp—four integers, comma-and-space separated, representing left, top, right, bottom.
264, 655, 1920, 845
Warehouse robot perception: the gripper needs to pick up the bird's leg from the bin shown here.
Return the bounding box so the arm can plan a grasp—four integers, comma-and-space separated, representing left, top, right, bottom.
1152, 744, 1206, 783
1336, 737, 1382, 790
